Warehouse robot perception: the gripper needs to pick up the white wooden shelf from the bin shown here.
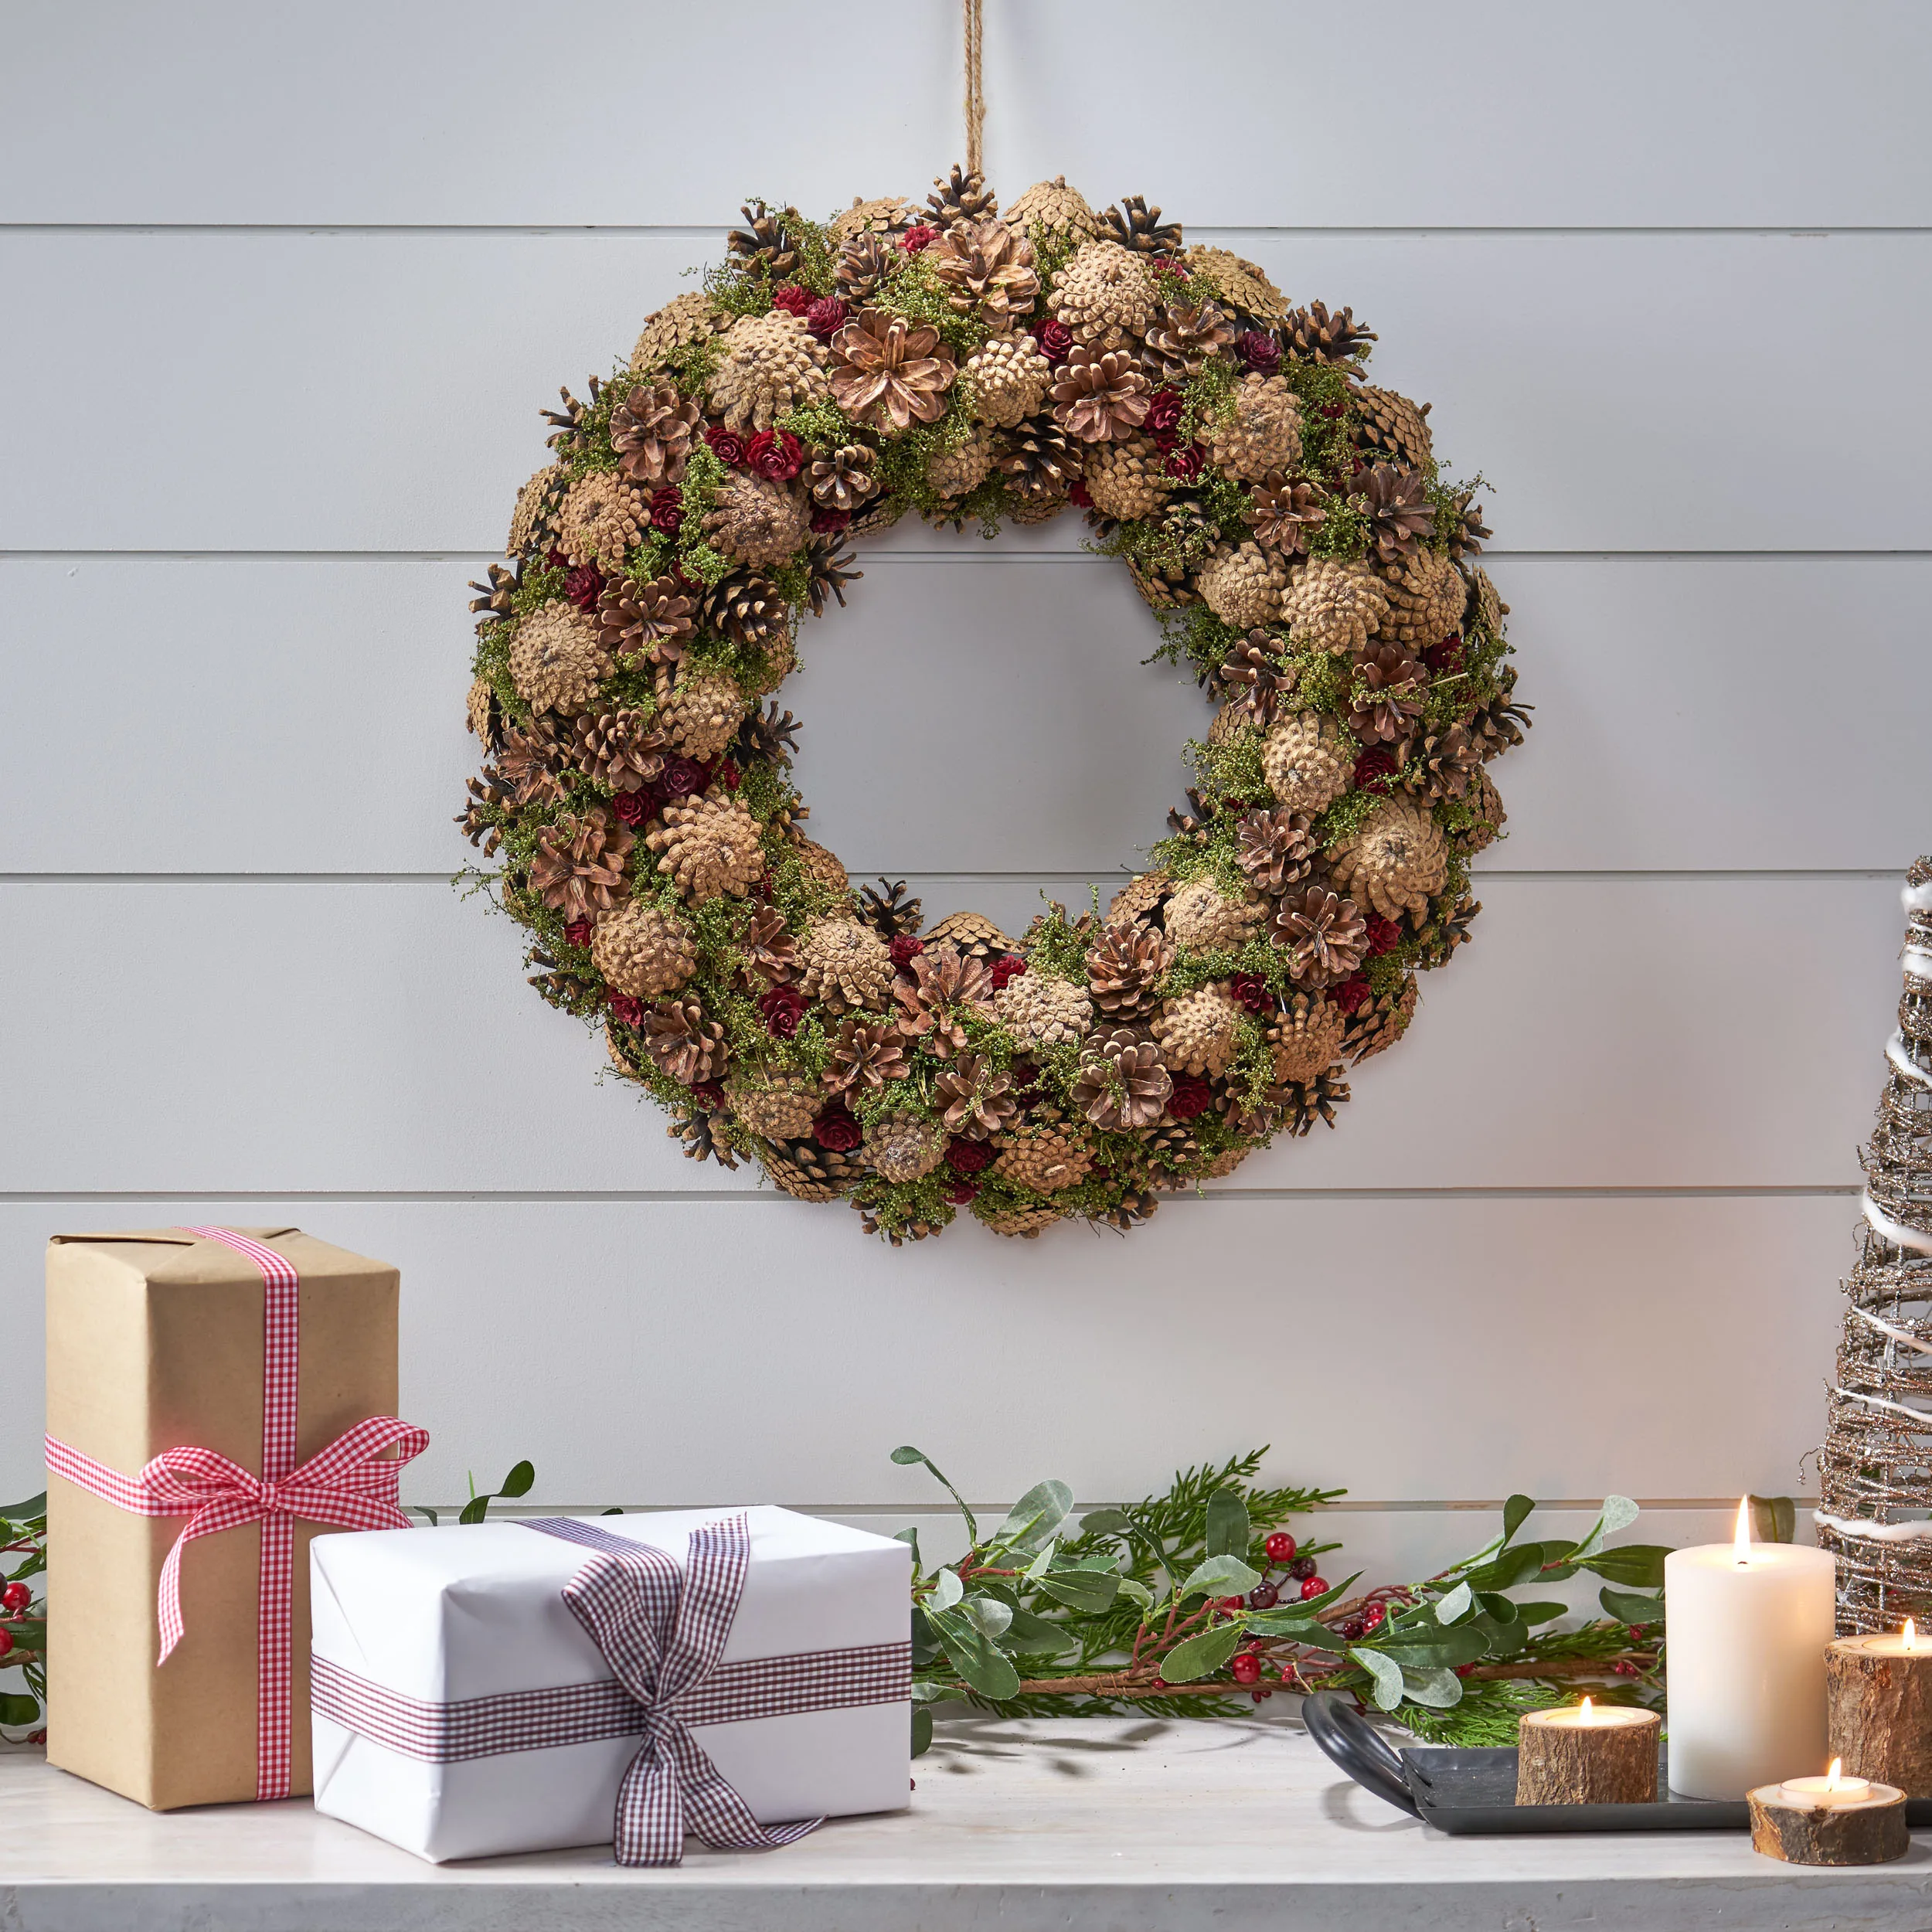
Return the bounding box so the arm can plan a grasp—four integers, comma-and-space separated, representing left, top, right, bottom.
7, 1721, 1932, 1930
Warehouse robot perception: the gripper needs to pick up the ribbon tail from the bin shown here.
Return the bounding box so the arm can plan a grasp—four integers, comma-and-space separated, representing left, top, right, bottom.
665, 1722, 825, 1856
613, 1731, 689, 1868
155, 1527, 192, 1665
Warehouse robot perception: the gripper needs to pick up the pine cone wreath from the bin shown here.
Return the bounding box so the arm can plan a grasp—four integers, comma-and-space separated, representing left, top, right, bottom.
529, 807, 635, 923
644, 790, 765, 900
1352, 384, 1434, 472
1151, 985, 1244, 1077
508, 462, 568, 556
1102, 195, 1182, 257
1377, 547, 1468, 648
1005, 175, 1102, 242
1046, 240, 1158, 351
924, 910, 1015, 960
828, 308, 958, 431
1269, 992, 1347, 1086
557, 472, 648, 573
1162, 878, 1264, 951
1234, 808, 1319, 893
992, 969, 1094, 1049
1245, 476, 1326, 556
1196, 541, 1289, 629
925, 423, 999, 501
702, 568, 791, 651
763, 1138, 866, 1202
702, 472, 811, 569
1271, 886, 1369, 987
868, 1110, 948, 1183
1281, 301, 1376, 366
1327, 795, 1448, 923
1081, 436, 1169, 519
655, 668, 747, 760
1348, 645, 1427, 744
1086, 920, 1175, 1019
1049, 344, 1152, 444
996, 418, 1083, 502
1141, 300, 1239, 381
961, 334, 1053, 428
1184, 246, 1288, 326
824, 1017, 911, 1094
630, 290, 729, 373
796, 917, 896, 1012
509, 603, 612, 716
1280, 558, 1388, 656
599, 574, 696, 668
894, 943, 995, 1049
934, 1053, 1019, 1140
730, 1074, 821, 1141
1202, 374, 1302, 482
573, 707, 665, 794
925, 218, 1040, 330
709, 311, 831, 433
1072, 1028, 1172, 1129
610, 382, 701, 486
1344, 977, 1418, 1065
992, 1118, 1094, 1192
807, 443, 880, 511
829, 194, 919, 244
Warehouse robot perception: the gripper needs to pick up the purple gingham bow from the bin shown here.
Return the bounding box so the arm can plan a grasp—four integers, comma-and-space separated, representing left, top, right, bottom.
526, 1515, 823, 1867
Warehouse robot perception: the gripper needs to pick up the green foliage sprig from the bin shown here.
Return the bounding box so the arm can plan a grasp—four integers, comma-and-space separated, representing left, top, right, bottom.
0, 1493, 47, 1734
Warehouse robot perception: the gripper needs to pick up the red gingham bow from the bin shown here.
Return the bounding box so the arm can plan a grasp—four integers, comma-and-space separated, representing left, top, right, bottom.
44, 1226, 426, 1800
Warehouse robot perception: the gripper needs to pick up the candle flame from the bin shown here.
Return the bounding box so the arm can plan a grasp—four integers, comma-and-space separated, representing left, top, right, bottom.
1733, 1496, 1752, 1563
1907, 1618, 1919, 1653
1826, 1758, 1843, 1793
1579, 1696, 1593, 1719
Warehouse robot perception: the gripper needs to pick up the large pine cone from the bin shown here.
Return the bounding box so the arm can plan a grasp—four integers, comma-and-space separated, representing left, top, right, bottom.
992, 1121, 1094, 1192
1151, 985, 1244, 1077
927, 218, 1040, 330
894, 944, 994, 1052
789, 833, 851, 895
977, 1202, 1066, 1239
1269, 993, 1347, 1086
1049, 345, 1152, 444
702, 569, 790, 651
599, 575, 695, 668
1328, 797, 1449, 923
642, 996, 726, 1086
828, 308, 958, 432
509, 462, 568, 555
1046, 240, 1158, 351
729, 1075, 821, 1141
1071, 1028, 1172, 1129
527, 807, 635, 923
962, 334, 1053, 428
1262, 710, 1355, 814
1183, 246, 1288, 326
509, 603, 611, 716
1196, 540, 1288, 629
924, 911, 1015, 959
997, 419, 1083, 502
1141, 300, 1239, 382
630, 291, 729, 374
1348, 645, 1427, 745
703, 472, 811, 569
1352, 384, 1434, 471
1281, 558, 1388, 656
1202, 373, 1301, 481
708, 311, 831, 434
762, 1138, 865, 1202
925, 423, 998, 501
1345, 978, 1419, 1065
1086, 920, 1175, 1019
655, 668, 748, 760
610, 381, 700, 486
825, 1017, 911, 1094
557, 472, 648, 572
1355, 465, 1435, 565
591, 903, 697, 998
1081, 436, 1169, 520
869, 1110, 947, 1183
796, 917, 895, 1012
1400, 723, 1482, 802
1377, 548, 1468, 649
573, 707, 665, 794
934, 1053, 1018, 1140
992, 970, 1093, 1049
1234, 808, 1319, 894
644, 791, 765, 900
1281, 301, 1376, 366
1005, 175, 1101, 242
1271, 886, 1369, 988
1162, 879, 1264, 951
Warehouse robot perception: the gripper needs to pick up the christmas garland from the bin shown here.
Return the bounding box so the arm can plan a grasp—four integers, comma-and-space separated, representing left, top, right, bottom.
458, 167, 1529, 1244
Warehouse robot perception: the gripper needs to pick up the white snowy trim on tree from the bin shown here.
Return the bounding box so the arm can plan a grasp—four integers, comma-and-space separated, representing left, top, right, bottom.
1903, 879, 1932, 915
1863, 1194, 1932, 1257
1813, 1510, 1932, 1543
1836, 1383, 1932, 1424
1902, 947, 1932, 983
1886, 1030, 1931, 1086
1852, 1304, 1932, 1355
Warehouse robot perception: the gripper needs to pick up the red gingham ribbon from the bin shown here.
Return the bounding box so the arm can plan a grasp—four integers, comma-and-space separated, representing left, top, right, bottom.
44, 1226, 427, 1801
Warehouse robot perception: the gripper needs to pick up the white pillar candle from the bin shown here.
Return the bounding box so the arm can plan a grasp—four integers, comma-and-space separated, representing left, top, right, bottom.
1665, 1500, 1836, 1799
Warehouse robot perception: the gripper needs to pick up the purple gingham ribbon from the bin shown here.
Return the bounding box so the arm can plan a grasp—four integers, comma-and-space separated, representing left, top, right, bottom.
525, 1515, 824, 1867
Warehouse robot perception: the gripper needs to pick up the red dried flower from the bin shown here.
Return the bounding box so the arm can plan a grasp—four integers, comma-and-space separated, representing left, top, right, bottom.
1067, 480, 1094, 508
1163, 443, 1206, 481
1145, 387, 1185, 437
945, 1137, 993, 1175
940, 1179, 978, 1206
899, 225, 939, 253
714, 757, 741, 790
608, 992, 645, 1026
1029, 317, 1073, 362
805, 296, 848, 342
1320, 400, 1346, 420
810, 505, 852, 533
1331, 975, 1372, 1015
888, 935, 926, 968
546, 546, 570, 571
812, 1104, 862, 1151
659, 757, 706, 798
760, 985, 807, 1038
1352, 747, 1398, 794
1236, 331, 1281, 376
705, 424, 747, 466
611, 791, 647, 827
564, 919, 592, 948
745, 429, 804, 481
1366, 916, 1404, 956
1230, 971, 1270, 1015
691, 1080, 726, 1108
1423, 634, 1464, 673
563, 563, 604, 611
1168, 1074, 1214, 1121
989, 954, 1027, 990
770, 284, 813, 317
649, 485, 684, 533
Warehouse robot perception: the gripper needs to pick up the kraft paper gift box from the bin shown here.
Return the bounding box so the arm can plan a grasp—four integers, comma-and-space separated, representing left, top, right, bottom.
309, 1506, 913, 1863
44, 1226, 416, 1810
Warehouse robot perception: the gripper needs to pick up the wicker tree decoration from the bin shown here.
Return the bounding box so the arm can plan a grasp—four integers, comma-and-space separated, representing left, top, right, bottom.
1817, 858, 1932, 1628
457, 168, 1531, 1246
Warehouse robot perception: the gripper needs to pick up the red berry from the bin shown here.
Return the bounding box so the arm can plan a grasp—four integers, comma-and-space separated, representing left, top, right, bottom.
0, 1583, 26, 1612
1339, 1618, 1366, 1640
1264, 1532, 1296, 1564
1627, 1625, 1646, 1642
1454, 1662, 1476, 1678
1279, 1665, 1296, 1685
1216, 1594, 1246, 1614
1247, 1582, 1279, 1610
1231, 1653, 1262, 1685
0, 1630, 12, 1657
1300, 1576, 1328, 1601
1251, 1686, 1274, 1702
1288, 1556, 1318, 1582
1362, 1602, 1386, 1631
1150, 1676, 1168, 1691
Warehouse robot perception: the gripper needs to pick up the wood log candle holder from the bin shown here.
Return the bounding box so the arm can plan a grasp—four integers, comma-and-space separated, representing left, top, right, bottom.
1515, 1702, 1661, 1805
1747, 1779, 1908, 1866
1827, 1631, 1932, 1796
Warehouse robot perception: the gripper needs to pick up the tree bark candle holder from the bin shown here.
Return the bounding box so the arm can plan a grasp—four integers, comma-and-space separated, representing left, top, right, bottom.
1515, 1702, 1661, 1805
1827, 1629, 1932, 1796
1747, 1774, 1908, 1865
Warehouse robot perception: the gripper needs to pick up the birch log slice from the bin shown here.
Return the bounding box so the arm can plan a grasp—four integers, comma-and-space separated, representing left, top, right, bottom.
1747, 1784, 1909, 1865
1826, 1638, 1932, 1796
1515, 1706, 1660, 1805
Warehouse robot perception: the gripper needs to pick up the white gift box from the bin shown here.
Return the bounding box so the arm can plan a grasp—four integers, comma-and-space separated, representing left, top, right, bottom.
308, 1506, 912, 1862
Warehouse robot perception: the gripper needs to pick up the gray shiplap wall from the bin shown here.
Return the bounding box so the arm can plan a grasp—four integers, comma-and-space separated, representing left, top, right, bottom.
3, 1, 1927, 1565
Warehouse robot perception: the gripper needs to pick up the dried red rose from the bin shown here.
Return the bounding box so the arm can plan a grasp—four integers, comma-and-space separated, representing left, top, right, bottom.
563, 563, 604, 611
989, 954, 1027, 990
1331, 975, 1372, 1015
691, 1080, 726, 1108
1352, 747, 1398, 794
1168, 1074, 1215, 1121
1365, 917, 1403, 956
659, 757, 706, 798
940, 1179, 978, 1206
1230, 971, 1271, 1015
705, 424, 747, 466
611, 791, 647, 827
1163, 443, 1206, 481
810, 505, 852, 533
608, 992, 645, 1026
745, 429, 803, 481
1236, 331, 1281, 376
1067, 480, 1094, 508
1423, 634, 1464, 673
945, 1136, 993, 1175
900, 225, 939, 253
812, 1104, 862, 1151
564, 919, 592, 948
760, 985, 807, 1038
770, 285, 813, 317
888, 935, 926, 968
714, 757, 741, 791
649, 485, 684, 533
1320, 400, 1346, 421
806, 296, 848, 342
1145, 387, 1185, 437
1029, 317, 1073, 362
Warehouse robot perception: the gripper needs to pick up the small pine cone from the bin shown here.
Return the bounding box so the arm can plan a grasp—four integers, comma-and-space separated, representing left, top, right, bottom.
655, 668, 747, 760
574, 706, 665, 794
1005, 175, 1102, 242
1141, 299, 1240, 382
978, 1202, 1065, 1239
829, 194, 919, 243
1345, 978, 1419, 1065
702, 568, 791, 652
993, 1122, 1094, 1193
1199, 1147, 1250, 1179
1468, 566, 1509, 640
1271, 886, 1369, 988
509, 461, 568, 555
1081, 436, 1170, 519
466, 675, 498, 747
591, 902, 698, 998
1377, 548, 1468, 649
1281, 301, 1376, 367
1352, 384, 1434, 471
1183, 246, 1289, 325
508, 602, 611, 716
997, 417, 1083, 504
925, 217, 1042, 331
1328, 796, 1449, 923
1281, 558, 1389, 655
610, 381, 701, 486
1262, 710, 1356, 814
825, 1016, 912, 1094
642, 995, 727, 1086
925, 423, 998, 500
703, 472, 811, 568
1151, 985, 1244, 1077
1196, 541, 1289, 629
762, 1138, 865, 1202
707, 311, 831, 434
934, 1053, 1019, 1140
1400, 722, 1482, 802
1143, 1120, 1202, 1184
1349, 644, 1427, 746
1234, 807, 1319, 894
1466, 685, 1535, 761
992, 971, 1094, 1049
1452, 767, 1507, 855
1162, 878, 1264, 951
644, 790, 766, 900
730, 1075, 821, 1141
1202, 374, 1301, 483
1071, 1027, 1172, 1129
797, 917, 895, 1012
927, 163, 999, 230
599, 574, 696, 669
834, 232, 893, 303
807, 444, 879, 512
1269, 993, 1346, 1086
1127, 557, 1193, 611
630, 291, 728, 372
962, 334, 1054, 428
790, 833, 851, 895
924, 910, 1015, 960
1109, 870, 1172, 925
557, 471, 649, 573
1045, 240, 1158, 351
1086, 920, 1176, 1019
869, 1110, 947, 1183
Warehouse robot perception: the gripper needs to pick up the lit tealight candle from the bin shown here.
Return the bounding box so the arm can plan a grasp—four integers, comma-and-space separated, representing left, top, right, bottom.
1516, 1696, 1662, 1805
1779, 1758, 1872, 1808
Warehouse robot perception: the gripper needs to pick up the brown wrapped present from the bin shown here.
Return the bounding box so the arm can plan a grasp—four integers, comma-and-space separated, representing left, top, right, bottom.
44, 1226, 423, 1809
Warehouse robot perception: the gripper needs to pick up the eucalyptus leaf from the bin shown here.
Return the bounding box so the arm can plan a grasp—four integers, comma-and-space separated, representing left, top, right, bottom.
1350, 1646, 1404, 1713
1502, 1494, 1536, 1542
1023, 1540, 1059, 1582
993, 1480, 1074, 1553
912, 1706, 933, 1757
1116, 1577, 1156, 1610
1206, 1490, 1251, 1560
963, 1595, 1014, 1638
1400, 1665, 1465, 1709
1243, 1610, 1326, 1638
1750, 1495, 1797, 1545
890, 1445, 978, 1543
1078, 1508, 1131, 1538
1001, 1607, 1077, 1655
1509, 1600, 1571, 1626
1037, 1569, 1122, 1614
1435, 1581, 1474, 1624
1160, 1623, 1244, 1684
929, 1567, 963, 1612
927, 1607, 1021, 1702
0, 1495, 46, 1522
1475, 1592, 1519, 1624
1578, 1544, 1669, 1588
1372, 1628, 1488, 1669
910, 1607, 941, 1668
1271, 1572, 1359, 1619
910, 1679, 952, 1702
1468, 1544, 1543, 1591
0, 1694, 40, 1727
1178, 1554, 1262, 1600
1600, 1585, 1665, 1626
1570, 1495, 1639, 1563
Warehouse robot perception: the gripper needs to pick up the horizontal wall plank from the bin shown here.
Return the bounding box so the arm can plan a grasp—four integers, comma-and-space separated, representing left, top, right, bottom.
4, 233, 1928, 553
5, 556, 1929, 875
5, 2, 1927, 229
0, 877, 1899, 1192
0, 1195, 1845, 1510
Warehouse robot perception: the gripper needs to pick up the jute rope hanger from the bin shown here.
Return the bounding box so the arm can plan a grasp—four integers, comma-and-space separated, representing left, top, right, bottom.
962, 0, 985, 175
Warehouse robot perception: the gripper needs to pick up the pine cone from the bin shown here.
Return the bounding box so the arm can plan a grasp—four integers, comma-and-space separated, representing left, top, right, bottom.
926, 218, 1040, 330
807, 444, 879, 511
1269, 992, 1347, 1086
894, 943, 995, 1051
495, 719, 568, 805
1349, 644, 1427, 744
1274, 1068, 1352, 1137
978, 1202, 1065, 1239
1072, 1028, 1172, 1129
592, 902, 698, 998
1109, 871, 1172, 926
1353, 465, 1435, 565
1143, 1119, 1203, 1181
996, 419, 1083, 502
1352, 385, 1434, 472
737, 903, 798, 982
1376, 548, 1467, 649
1344, 978, 1418, 1066
869, 1109, 948, 1183
1081, 435, 1169, 519
925, 423, 999, 500
762, 1137, 865, 1202
924, 910, 1014, 960
1086, 920, 1175, 1019
1102, 196, 1182, 257
644, 790, 765, 900
1163, 879, 1264, 951
1046, 240, 1158, 351
992, 1120, 1094, 1192
1141, 301, 1239, 380
655, 668, 747, 760
598, 574, 696, 668
573, 706, 665, 793
1245, 475, 1326, 556
830, 194, 919, 243
1184, 246, 1288, 325
1196, 540, 1288, 629
961, 334, 1053, 428
1202, 373, 1302, 483
797, 917, 895, 1012
824, 1017, 911, 1094
509, 602, 611, 716
927, 164, 999, 230
468, 559, 529, 628
1281, 301, 1376, 366
1447, 491, 1492, 562
1452, 767, 1507, 855
1212, 632, 1296, 728
558, 472, 648, 573
1328, 797, 1448, 923
1235, 808, 1320, 893
665, 1098, 740, 1169
858, 878, 923, 939
465, 675, 499, 750
934, 1053, 1018, 1140
1466, 686, 1535, 760
529, 807, 635, 923
709, 311, 831, 434
1271, 886, 1369, 987
1260, 713, 1355, 815
789, 833, 851, 894
992, 970, 1094, 1050
730, 1075, 821, 1141
1399, 722, 1481, 801
1467, 566, 1509, 640
1049, 344, 1152, 444
1005, 175, 1101, 242
834, 231, 894, 302
726, 200, 803, 279
508, 463, 568, 556
630, 291, 729, 373
1151, 985, 1244, 1077
702, 568, 791, 651
702, 472, 811, 569
828, 308, 958, 431
610, 382, 701, 486
1281, 558, 1388, 655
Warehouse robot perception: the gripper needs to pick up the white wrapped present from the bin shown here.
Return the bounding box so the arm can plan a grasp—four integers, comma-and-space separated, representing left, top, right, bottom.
309, 1506, 911, 1863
